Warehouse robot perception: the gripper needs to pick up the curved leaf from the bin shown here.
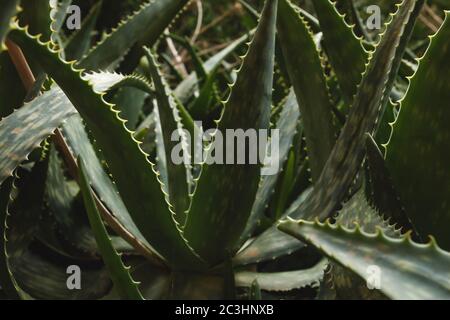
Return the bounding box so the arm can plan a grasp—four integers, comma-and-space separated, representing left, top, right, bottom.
277, 0, 336, 181
0, 86, 76, 185
235, 258, 327, 292
386, 12, 450, 250
183, 0, 278, 265
279, 219, 450, 300
79, 0, 190, 70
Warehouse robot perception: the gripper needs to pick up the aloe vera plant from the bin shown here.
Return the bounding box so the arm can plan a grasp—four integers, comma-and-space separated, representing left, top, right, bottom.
0, 0, 449, 300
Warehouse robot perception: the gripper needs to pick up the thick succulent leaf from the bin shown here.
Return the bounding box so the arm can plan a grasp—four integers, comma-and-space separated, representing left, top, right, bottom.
9, 27, 204, 270
79, 0, 190, 70
312, 0, 368, 105
64, 1, 102, 61
236, 0, 422, 264
83, 71, 154, 95
365, 135, 417, 234
0, 86, 76, 185
0, 177, 21, 299
78, 158, 143, 300
279, 219, 450, 300
335, 190, 401, 238
331, 189, 399, 300
183, 0, 278, 265
386, 13, 450, 250
277, 0, 336, 181
0, 0, 20, 50
235, 258, 327, 292
239, 90, 300, 245
145, 49, 191, 224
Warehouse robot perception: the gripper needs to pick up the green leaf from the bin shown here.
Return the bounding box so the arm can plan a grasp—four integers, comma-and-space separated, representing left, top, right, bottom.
0, 0, 20, 50
236, 0, 423, 264
145, 48, 191, 225
312, 0, 368, 105
9, 26, 204, 270
235, 258, 327, 292
277, 0, 336, 181
0, 177, 21, 299
279, 219, 450, 300
0, 86, 76, 186
386, 12, 450, 250
79, 0, 190, 70
183, 0, 278, 265
78, 157, 143, 300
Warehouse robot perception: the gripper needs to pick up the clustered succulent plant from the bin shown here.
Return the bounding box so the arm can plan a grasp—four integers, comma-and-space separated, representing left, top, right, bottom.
0, 0, 449, 300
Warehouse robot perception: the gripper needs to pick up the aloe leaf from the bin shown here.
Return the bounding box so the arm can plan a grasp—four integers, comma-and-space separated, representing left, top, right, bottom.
0, 0, 19, 50
235, 258, 327, 292
64, 0, 102, 61
0, 86, 76, 185
236, 0, 422, 264
78, 157, 143, 300
83, 71, 154, 95
279, 219, 450, 300
0, 177, 21, 299
330, 189, 399, 300
183, 0, 278, 264
277, 0, 336, 182
79, 0, 190, 70
386, 12, 450, 250
312, 0, 368, 105
365, 135, 417, 234
9, 27, 204, 270
239, 90, 300, 245
145, 48, 191, 224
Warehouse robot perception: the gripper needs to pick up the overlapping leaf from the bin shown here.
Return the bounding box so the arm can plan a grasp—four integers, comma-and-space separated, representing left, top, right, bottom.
183, 0, 278, 265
